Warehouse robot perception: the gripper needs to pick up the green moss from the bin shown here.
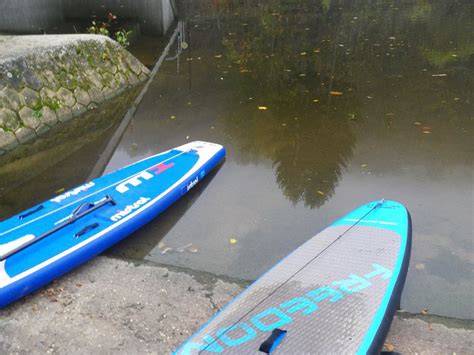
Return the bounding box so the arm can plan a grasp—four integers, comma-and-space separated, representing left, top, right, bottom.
32, 109, 42, 119
87, 55, 95, 67
57, 69, 78, 91
77, 81, 92, 91
31, 100, 44, 111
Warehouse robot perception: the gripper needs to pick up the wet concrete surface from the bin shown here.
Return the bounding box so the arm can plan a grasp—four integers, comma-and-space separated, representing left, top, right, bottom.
0, 256, 472, 354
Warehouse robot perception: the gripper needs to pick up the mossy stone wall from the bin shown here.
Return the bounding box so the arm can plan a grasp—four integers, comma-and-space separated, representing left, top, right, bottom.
0, 34, 149, 156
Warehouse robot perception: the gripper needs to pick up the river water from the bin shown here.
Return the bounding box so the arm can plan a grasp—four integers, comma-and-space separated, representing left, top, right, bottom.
2, 1, 473, 319
105, 1, 473, 319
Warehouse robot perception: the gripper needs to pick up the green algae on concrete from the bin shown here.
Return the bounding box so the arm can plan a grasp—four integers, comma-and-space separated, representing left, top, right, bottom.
0, 34, 150, 154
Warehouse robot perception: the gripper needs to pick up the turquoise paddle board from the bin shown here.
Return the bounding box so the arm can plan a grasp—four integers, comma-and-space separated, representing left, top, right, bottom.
176, 199, 411, 354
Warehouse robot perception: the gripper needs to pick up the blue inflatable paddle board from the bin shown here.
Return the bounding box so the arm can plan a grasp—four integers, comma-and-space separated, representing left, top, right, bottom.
0, 141, 225, 307
176, 199, 411, 354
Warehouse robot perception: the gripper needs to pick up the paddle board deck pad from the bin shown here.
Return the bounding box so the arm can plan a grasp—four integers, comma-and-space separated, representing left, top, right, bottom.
176, 200, 411, 354
0, 141, 225, 307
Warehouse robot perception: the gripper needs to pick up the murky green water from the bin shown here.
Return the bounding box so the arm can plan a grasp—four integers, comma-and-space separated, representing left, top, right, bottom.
1, 1, 472, 319
105, 1, 473, 319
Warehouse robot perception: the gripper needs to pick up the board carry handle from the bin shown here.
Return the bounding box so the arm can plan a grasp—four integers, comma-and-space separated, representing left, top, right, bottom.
259, 328, 287, 354
18, 205, 44, 220
74, 223, 100, 238
0, 196, 116, 261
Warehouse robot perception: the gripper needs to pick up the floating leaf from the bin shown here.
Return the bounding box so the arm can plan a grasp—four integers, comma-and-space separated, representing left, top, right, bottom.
330, 91, 343, 96
415, 263, 425, 270
258, 106, 268, 110
214, 54, 222, 58
240, 69, 250, 73
317, 191, 325, 196
414, 122, 422, 126
229, 238, 237, 245
432, 74, 447, 77
300, 52, 307, 56
383, 343, 395, 352
170, 115, 176, 119
55, 187, 65, 194
312, 99, 319, 102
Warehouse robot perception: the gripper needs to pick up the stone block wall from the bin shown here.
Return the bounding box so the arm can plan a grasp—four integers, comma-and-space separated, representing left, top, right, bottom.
0, 34, 149, 157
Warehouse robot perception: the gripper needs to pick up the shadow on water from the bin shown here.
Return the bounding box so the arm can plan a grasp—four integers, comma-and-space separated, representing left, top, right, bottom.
106, 162, 224, 259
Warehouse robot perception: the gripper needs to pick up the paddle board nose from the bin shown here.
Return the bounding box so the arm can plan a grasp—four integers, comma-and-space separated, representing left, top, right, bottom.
0, 141, 226, 308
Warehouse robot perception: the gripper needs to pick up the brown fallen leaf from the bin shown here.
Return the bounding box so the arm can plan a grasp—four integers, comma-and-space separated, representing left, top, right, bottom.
383, 343, 395, 352
415, 263, 425, 270
330, 91, 343, 96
